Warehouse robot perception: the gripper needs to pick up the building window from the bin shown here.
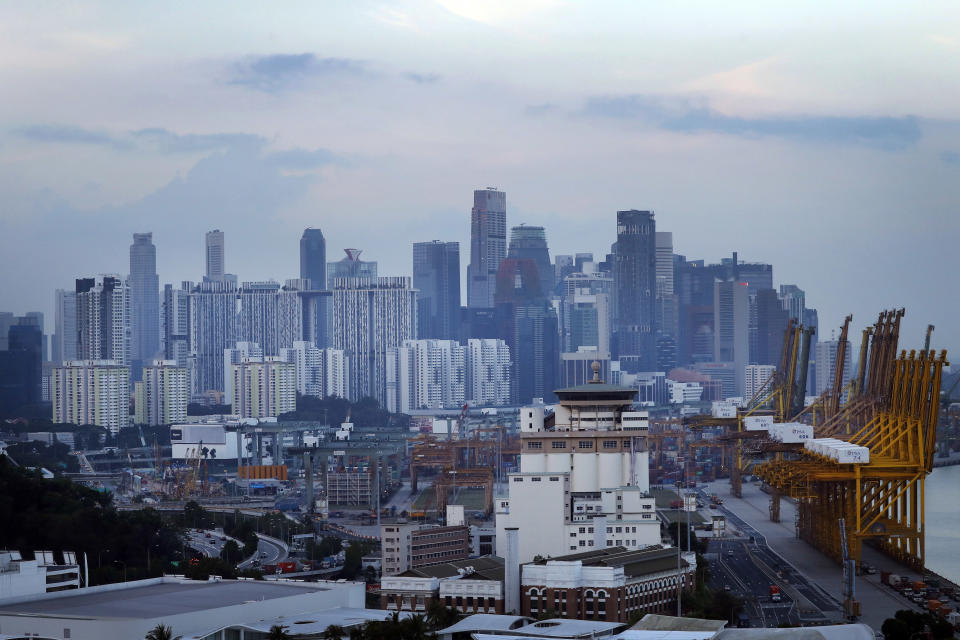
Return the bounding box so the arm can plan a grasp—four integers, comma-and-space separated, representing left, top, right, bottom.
532, 477, 542, 482
552, 441, 566, 449
603, 440, 617, 449
623, 440, 630, 447
578, 527, 586, 533
579, 440, 592, 449
549, 476, 559, 481
513, 477, 523, 482
527, 441, 542, 449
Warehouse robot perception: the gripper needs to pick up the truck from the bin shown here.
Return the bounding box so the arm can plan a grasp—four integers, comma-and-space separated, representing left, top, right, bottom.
769, 585, 782, 602
278, 561, 297, 574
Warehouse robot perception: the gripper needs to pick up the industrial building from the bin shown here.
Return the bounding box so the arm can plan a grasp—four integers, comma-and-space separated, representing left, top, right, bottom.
0, 576, 378, 640
380, 523, 470, 576
380, 556, 504, 614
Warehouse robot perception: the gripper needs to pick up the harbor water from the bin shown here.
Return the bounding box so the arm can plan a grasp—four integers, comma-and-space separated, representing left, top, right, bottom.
926, 464, 960, 583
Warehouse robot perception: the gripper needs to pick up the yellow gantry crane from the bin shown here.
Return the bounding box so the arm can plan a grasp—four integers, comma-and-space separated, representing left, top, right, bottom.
755, 310, 947, 572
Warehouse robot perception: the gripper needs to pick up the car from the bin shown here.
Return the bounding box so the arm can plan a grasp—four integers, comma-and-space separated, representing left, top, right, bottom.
260, 552, 268, 558
727, 550, 734, 557
724, 585, 732, 591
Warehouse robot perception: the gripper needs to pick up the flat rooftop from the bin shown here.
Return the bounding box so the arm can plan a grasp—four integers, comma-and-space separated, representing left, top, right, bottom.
0, 579, 327, 619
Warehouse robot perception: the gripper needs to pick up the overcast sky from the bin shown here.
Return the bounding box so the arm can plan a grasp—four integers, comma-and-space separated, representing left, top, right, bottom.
1, 1, 957, 357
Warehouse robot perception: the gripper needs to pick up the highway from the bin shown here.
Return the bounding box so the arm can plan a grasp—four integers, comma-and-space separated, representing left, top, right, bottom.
237, 535, 288, 570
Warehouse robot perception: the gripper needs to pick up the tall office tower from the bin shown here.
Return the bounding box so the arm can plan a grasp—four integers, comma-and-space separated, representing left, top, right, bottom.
613, 210, 657, 372
53, 290, 78, 364
327, 248, 378, 286
815, 339, 852, 398
20, 311, 46, 362
560, 348, 611, 388
162, 283, 191, 368
385, 339, 466, 413
713, 280, 749, 396
129, 233, 160, 377
495, 258, 559, 404
744, 364, 777, 401
413, 241, 460, 340
188, 279, 237, 396
465, 339, 511, 406
75, 275, 131, 367
778, 284, 806, 322
280, 341, 350, 400
654, 231, 678, 342
754, 288, 789, 366
654, 232, 674, 297
300, 228, 328, 347
223, 341, 263, 405
467, 188, 506, 309
562, 292, 611, 354
205, 229, 225, 281
553, 255, 574, 295
236, 281, 302, 356
803, 308, 819, 395
0, 313, 13, 351
0, 319, 43, 415
51, 360, 129, 434
331, 277, 417, 406
230, 357, 297, 418
134, 360, 188, 426
495, 383, 658, 565
507, 225, 553, 298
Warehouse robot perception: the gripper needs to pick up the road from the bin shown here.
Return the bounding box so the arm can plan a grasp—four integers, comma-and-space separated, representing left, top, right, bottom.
185, 529, 227, 558
706, 538, 797, 628
237, 535, 288, 569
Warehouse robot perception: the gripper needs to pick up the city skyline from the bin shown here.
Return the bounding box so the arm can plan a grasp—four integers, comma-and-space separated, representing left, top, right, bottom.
0, 2, 957, 356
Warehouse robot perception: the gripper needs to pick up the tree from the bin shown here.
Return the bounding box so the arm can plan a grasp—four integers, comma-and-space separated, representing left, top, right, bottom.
266, 625, 292, 640
221, 539, 242, 565
145, 624, 181, 640
400, 613, 430, 640
425, 599, 459, 630
881, 617, 910, 640
341, 541, 363, 579
323, 625, 346, 640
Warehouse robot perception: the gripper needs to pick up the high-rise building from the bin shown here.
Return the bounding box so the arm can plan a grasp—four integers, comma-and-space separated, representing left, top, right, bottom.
467, 188, 506, 309
75, 275, 131, 368
560, 349, 611, 388
744, 364, 777, 401
51, 360, 130, 433
134, 360, 188, 426
327, 249, 377, 286
300, 228, 328, 347
223, 341, 263, 406
129, 233, 160, 377
654, 231, 678, 344
230, 357, 297, 418
236, 281, 303, 356
778, 285, 806, 322
754, 288, 789, 366
495, 382, 657, 565
465, 339, 511, 406
0, 318, 43, 415
803, 308, 819, 396
162, 283, 191, 368
205, 229, 225, 282
413, 241, 460, 340
386, 339, 466, 413
188, 279, 237, 396
0, 313, 13, 351
507, 225, 553, 299
280, 341, 349, 400
816, 339, 852, 398
53, 289, 77, 364
331, 277, 417, 406
713, 280, 750, 396
614, 210, 657, 371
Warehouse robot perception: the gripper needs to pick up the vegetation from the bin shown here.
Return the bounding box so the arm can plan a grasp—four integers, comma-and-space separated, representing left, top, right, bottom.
677, 555, 741, 623
187, 403, 232, 416
145, 624, 181, 640
0, 457, 183, 584
266, 624, 293, 640
280, 394, 409, 430
666, 522, 708, 554
346, 611, 443, 640
881, 609, 954, 640
3, 440, 79, 473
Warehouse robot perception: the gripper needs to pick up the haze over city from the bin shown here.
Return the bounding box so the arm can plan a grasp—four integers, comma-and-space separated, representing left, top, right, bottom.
0, 1, 958, 354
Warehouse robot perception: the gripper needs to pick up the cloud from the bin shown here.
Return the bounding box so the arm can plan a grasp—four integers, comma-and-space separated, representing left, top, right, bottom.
132, 128, 263, 153
524, 103, 558, 117
582, 94, 923, 150
266, 147, 341, 170
403, 72, 441, 84
13, 124, 132, 150
942, 151, 960, 166
229, 53, 369, 91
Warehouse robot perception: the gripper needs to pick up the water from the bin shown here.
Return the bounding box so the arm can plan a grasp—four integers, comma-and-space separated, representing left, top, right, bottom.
925, 464, 960, 583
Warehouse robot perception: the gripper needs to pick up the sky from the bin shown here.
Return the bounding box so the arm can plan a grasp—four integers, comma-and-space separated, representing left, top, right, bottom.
0, 1, 957, 357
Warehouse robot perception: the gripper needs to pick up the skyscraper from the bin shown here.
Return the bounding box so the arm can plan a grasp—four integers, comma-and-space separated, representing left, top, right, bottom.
754, 288, 789, 366
162, 283, 191, 368
129, 233, 160, 377
327, 248, 377, 285
134, 360, 188, 426
230, 357, 297, 419
779, 284, 806, 322
412, 241, 460, 340
614, 210, 657, 371
75, 275, 131, 367
331, 277, 417, 406
714, 279, 750, 396
0, 318, 43, 415
188, 279, 237, 395
53, 289, 77, 364
507, 225, 553, 298
816, 339, 852, 398
300, 228, 327, 346
52, 360, 130, 434
465, 338, 511, 406
385, 339, 466, 413
236, 281, 302, 356
467, 188, 506, 309
205, 229, 225, 281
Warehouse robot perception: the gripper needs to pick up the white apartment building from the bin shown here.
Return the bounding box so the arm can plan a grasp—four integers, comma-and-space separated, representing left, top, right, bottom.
744, 364, 776, 401
386, 339, 466, 413
51, 360, 130, 433
496, 368, 658, 565
188, 279, 238, 395
465, 338, 511, 406
236, 280, 303, 356
75, 275, 131, 367
281, 341, 350, 400
816, 339, 853, 398
134, 360, 189, 426
230, 357, 296, 418
223, 342, 263, 405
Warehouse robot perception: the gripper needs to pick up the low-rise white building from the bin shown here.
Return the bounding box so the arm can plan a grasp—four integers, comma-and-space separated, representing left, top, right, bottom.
0, 551, 80, 600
